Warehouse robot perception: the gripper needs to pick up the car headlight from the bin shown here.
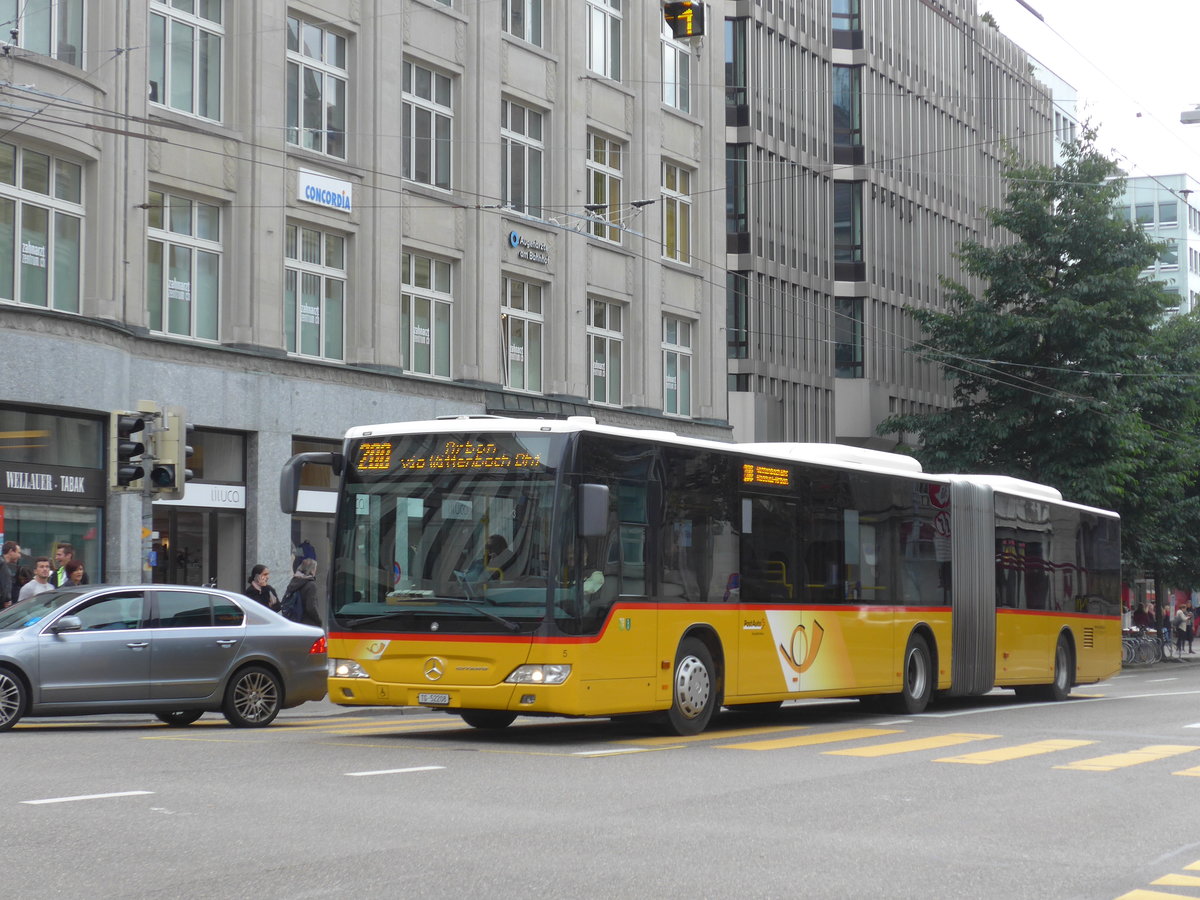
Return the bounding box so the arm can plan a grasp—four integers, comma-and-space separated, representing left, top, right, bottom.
329, 659, 371, 679
505, 664, 571, 685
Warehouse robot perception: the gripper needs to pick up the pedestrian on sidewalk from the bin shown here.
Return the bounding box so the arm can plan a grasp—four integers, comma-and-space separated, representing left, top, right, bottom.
1174, 605, 1190, 655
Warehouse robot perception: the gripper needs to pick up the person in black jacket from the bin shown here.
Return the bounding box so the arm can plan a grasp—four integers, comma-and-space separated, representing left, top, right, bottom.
0, 541, 20, 608
283, 558, 322, 628
243, 564, 280, 611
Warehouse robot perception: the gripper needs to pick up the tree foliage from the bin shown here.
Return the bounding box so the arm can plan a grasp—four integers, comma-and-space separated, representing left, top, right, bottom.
880, 131, 1200, 581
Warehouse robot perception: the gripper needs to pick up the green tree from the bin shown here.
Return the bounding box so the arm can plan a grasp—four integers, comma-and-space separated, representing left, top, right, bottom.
880, 131, 1200, 581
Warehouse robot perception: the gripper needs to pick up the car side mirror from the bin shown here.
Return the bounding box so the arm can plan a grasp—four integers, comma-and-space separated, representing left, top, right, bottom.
50, 616, 82, 634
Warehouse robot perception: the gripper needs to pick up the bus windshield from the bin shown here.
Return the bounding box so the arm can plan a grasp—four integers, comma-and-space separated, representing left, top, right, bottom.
330, 431, 563, 634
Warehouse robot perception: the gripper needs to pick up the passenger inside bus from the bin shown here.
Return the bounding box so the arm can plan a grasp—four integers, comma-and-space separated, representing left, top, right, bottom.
463, 533, 509, 583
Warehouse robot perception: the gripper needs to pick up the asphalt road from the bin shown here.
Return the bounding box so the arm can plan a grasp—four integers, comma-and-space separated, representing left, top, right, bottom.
6, 662, 1200, 899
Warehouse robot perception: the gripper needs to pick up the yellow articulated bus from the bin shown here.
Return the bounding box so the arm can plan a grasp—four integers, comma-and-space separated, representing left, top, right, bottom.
281, 415, 1121, 735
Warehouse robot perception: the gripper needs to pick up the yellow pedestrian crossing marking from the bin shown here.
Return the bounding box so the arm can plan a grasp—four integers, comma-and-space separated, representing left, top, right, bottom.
936, 739, 1097, 765
718, 728, 902, 751
621, 725, 804, 747
1117, 859, 1200, 899
826, 732, 998, 757
1152, 873, 1200, 887
1055, 745, 1200, 772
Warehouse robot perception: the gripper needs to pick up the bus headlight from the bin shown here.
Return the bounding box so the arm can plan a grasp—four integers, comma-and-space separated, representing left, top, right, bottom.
329, 659, 371, 679
505, 664, 572, 685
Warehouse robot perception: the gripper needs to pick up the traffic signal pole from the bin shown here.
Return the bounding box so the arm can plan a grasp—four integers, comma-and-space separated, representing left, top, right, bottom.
136, 400, 162, 585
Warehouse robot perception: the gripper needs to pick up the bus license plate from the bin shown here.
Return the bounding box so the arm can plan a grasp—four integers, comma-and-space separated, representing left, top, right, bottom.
418, 693, 450, 706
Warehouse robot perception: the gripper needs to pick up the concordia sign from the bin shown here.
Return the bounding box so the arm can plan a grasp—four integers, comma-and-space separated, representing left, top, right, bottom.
298, 169, 353, 213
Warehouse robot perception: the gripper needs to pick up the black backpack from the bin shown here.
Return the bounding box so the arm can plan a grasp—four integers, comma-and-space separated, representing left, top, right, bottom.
280, 587, 304, 622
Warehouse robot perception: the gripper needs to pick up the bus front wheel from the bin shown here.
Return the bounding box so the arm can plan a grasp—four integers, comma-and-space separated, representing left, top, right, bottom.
459, 709, 517, 729
666, 638, 718, 736
889, 633, 933, 714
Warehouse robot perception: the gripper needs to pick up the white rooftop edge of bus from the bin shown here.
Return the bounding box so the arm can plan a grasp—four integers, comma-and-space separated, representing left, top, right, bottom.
347, 414, 1085, 508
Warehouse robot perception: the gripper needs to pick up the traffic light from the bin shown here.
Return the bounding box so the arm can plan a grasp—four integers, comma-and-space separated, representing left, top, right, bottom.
109, 411, 146, 490
150, 407, 194, 500
663, 1, 705, 39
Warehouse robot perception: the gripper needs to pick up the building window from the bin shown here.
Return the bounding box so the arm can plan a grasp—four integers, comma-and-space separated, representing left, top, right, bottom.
0, 0, 82, 65
833, 66, 862, 148
725, 18, 748, 109
1159, 200, 1178, 225
586, 0, 621, 81
501, 100, 543, 218
501, 276, 543, 393
401, 252, 452, 378
1158, 239, 1179, 269
726, 144, 748, 234
727, 271, 749, 359
147, 190, 220, 340
0, 142, 81, 312
832, 0, 860, 30
149, 0, 222, 121
586, 133, 623, 242
835, 297, 864, 378
834, 181, 864, 262
285, 224, 345, 360
588, 298, 623, 406
402, 61, 453, 190
1135, 203, 1154, 225
661, 20, 691, 113
502, 0, 542, 46
662, 316, 692, 417
661, 162, 691, 264
286, 16, 347, 159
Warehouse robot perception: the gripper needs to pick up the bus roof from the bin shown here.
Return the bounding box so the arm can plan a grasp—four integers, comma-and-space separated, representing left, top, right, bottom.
342, 415, 1117, 517
346, 415, 926, 477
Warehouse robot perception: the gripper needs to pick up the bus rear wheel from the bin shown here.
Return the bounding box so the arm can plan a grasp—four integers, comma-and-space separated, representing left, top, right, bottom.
1016, 636, 1073, 702
666, 638, 718, 736
889, 633, 933, 714
459, 709, 517, 729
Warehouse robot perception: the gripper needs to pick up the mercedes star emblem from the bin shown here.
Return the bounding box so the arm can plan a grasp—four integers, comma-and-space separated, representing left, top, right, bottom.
424, 657, 445, 681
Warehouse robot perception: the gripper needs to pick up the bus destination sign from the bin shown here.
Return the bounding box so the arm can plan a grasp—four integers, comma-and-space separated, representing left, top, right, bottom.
355, 440, 544, 473
742, 462, 790, 487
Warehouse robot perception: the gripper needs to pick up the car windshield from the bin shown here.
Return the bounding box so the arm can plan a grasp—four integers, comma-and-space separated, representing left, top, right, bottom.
331, 431, 562, 633
0, 588, 88, 631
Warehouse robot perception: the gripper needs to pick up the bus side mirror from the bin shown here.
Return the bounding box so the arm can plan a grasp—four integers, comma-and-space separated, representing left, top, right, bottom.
280, 451, 345, 515
578, 483, 609, 538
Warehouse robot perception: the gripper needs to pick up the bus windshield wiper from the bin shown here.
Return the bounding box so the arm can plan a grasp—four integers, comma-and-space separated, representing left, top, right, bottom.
437, 598, 521, 632
340, 602, 520, 633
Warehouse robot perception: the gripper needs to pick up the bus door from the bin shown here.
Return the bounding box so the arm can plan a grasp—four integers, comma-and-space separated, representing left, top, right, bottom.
568, 476, 658, 713
737, 494, 803, 695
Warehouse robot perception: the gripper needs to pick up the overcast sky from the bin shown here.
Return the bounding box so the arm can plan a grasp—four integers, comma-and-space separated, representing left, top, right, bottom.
977, 0, 1200, 178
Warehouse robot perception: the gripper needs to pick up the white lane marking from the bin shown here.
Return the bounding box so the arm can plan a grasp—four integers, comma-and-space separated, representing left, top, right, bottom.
344, 765, 445, 777
22, 790, 154, 805
573, 748, 652, 757
1147, 678, 1180, 683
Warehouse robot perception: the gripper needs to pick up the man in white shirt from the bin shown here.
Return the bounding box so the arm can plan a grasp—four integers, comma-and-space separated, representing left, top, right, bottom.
18, 557, 55, 603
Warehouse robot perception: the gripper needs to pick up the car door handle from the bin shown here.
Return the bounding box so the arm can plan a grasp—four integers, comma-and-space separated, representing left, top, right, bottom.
125, 641, 149, 649
216, 639, 239, 647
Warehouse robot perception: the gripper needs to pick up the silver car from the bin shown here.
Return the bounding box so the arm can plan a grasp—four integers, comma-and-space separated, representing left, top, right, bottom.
0, 584, 327, 730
